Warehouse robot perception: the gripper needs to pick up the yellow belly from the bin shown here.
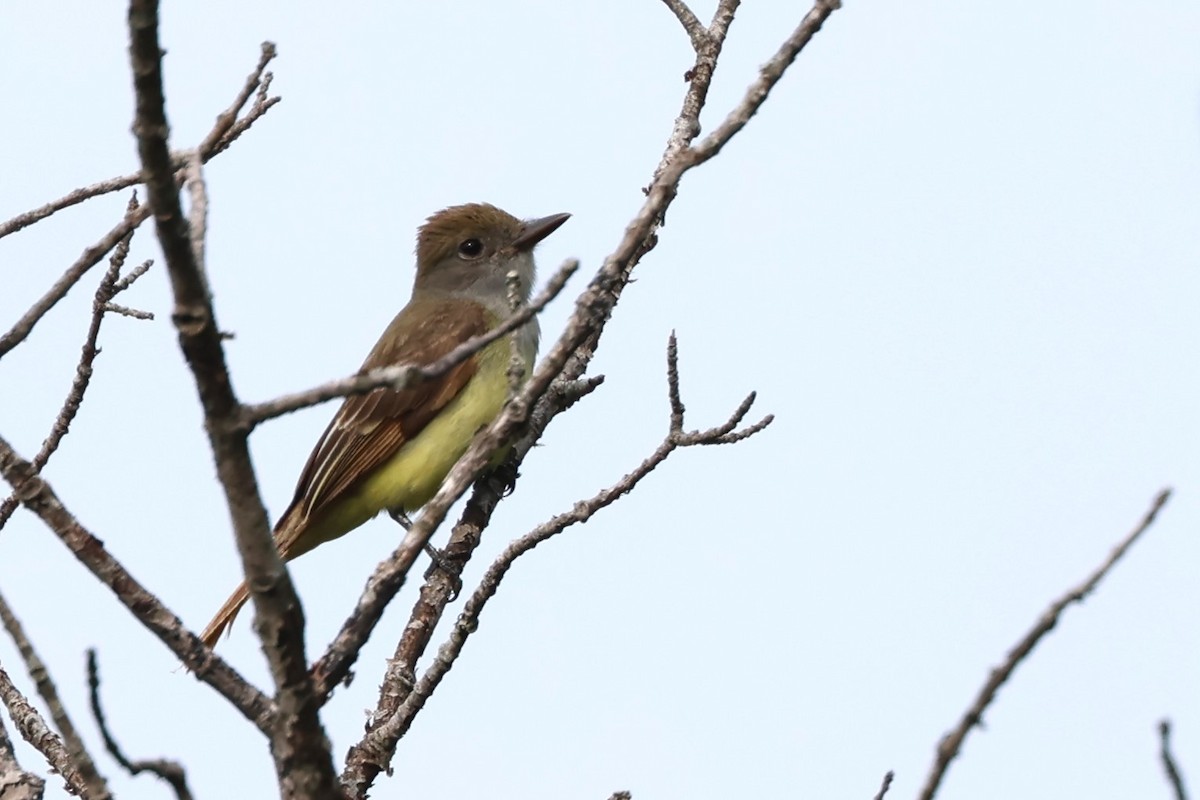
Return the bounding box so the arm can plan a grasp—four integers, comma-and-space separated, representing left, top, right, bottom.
296, 336, 522, 550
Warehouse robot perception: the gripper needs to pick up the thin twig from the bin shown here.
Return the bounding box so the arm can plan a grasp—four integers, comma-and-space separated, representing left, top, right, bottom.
112, 259, 153, 293
196, 42, 278, 158
101, 302, 153, 320
0, 591, 110, 799
0, 201, 148, 360
0, 174, 147, 243
1160, 719, 1190, 800
126, 4, 333, 798
87, 651, 193, 800
0, 42, 277, 243
344, 335, 772, 779
916, 489, 1173, 800
0, 41, 278, 359
241, 259, 579, 427
0, 206, 148, 531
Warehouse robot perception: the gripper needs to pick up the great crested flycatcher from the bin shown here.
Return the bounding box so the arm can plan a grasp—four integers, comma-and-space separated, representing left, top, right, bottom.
200, 203, 570, 647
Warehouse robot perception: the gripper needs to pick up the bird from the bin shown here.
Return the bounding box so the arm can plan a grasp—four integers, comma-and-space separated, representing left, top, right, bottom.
200, 203, 570, 647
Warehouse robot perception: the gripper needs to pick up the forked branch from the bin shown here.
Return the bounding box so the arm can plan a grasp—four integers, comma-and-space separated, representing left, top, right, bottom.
0, 198, 152, 531
342, 334, 773, 792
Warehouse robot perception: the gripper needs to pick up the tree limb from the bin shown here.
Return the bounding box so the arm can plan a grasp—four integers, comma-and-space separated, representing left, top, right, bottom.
125, 3, 335, 797
0, 662, 88, 797
0, 716, 46, 800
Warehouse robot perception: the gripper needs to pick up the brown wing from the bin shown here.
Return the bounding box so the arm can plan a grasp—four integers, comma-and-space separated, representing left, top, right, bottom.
287, 297, 489, 524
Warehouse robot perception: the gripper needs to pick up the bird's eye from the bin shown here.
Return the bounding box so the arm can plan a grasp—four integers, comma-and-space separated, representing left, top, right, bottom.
458, 238, 484, 259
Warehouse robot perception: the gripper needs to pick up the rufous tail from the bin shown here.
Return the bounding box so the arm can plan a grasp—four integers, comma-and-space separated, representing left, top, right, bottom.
200, 582, 250, 649
200, 509, 308, 649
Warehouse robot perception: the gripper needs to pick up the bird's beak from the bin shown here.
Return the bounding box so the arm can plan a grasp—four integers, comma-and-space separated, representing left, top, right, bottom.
513, 212, 571, 251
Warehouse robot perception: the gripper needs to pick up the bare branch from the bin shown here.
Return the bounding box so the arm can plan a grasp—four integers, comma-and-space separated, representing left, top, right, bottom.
101, 302, 153, 320
125, 4, 333, 797
656, 0, 737, 179
1160, 719, 1190, 800
0, 592, 110, 799
0, 211, 148, 531
342, 337, 771, 787
0, 42, 277, 244
241, 258, 579, 427
87, 651, 193, 800
0, 437, 273, 732
0, 716, 47, 800
196, 42, 278, 158
688, 1, 841, 167
351, 462, 519, 729
0, 201, 149, 360
916, 489, 1173, 800
684, 391, 773, 445
112, 259, 153, 293
0, 662, 89, 797
0, 174, 147, 243
0, 39, 278, 359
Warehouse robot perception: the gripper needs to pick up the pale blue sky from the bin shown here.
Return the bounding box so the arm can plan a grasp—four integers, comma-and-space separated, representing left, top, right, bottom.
2, 2, 1198, 799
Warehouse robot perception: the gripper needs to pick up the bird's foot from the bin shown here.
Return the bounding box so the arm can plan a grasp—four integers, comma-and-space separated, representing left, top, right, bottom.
423, 543, 463, 602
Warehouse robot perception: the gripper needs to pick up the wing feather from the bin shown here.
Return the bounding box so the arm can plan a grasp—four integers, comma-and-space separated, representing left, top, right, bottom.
287, 298, 490, 524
